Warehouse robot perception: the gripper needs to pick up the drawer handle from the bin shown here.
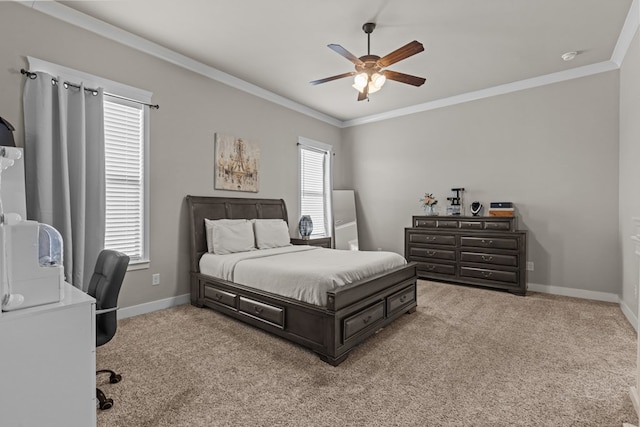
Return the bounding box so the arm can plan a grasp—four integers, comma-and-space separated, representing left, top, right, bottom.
399, 295, 407, 303
481, 255, 493, 261
253, 306, 264, 314
427, 250, 436, 256
427, 265, 436, 270
214, 293, 223, 301
481, 239, 494, 246
481, 271, 493, 278
362, 315, 372, 324
426, 236, 436, 241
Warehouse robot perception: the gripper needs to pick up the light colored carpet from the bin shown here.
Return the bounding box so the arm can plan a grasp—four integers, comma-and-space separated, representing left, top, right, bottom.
97, 281, 638, 426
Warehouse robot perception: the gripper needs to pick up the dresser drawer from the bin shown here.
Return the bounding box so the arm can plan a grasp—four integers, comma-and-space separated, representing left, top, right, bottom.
460, 251, 518, 267
414, 218, 437, 228
408, 233, 456, 246
416, 262, 456, 276
204, 285, 237, 309
343, 301, 385, 342
239, 296, 284, 328
460, 266, 518, 284
386, 285, 416, 315
460, 236, 519, 250
460, 221, 483, 230
484, 221, 512, 231
409, 247, 456, 261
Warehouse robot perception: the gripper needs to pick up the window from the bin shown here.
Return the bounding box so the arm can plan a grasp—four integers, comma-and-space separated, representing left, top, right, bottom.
103, 99, 147, 263
27, 57, 152, 267
298, 137, 333, 238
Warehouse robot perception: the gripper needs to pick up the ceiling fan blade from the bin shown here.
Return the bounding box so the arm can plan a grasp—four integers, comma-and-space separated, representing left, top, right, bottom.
310, 72, 356, 85
377, 40, 424, 68
383, 70, 426, 87
328, 44, 364, 66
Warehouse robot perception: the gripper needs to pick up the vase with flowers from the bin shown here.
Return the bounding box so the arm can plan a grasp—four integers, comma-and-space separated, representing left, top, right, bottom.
419, 193, 438, 216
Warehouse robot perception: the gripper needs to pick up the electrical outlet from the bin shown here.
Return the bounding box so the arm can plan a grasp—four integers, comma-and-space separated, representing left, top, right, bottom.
526, 262, 534, 272
152, 273, 160, 286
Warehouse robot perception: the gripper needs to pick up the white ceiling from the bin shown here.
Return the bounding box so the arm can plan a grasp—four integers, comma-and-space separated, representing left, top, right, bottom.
54, 0, 634, 124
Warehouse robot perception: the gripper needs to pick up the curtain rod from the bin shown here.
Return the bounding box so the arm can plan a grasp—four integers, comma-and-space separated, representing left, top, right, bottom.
20, 69, 159, 110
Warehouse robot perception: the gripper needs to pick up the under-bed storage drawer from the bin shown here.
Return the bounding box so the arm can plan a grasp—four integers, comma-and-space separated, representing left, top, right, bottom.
204, 285, 237, 309
239, 296, 284, 328
386, 285, 416, 315
343, 301, 385, 342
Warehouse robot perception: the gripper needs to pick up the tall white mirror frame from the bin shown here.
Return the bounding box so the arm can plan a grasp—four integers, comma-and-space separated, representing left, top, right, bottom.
333, 190, 358, 251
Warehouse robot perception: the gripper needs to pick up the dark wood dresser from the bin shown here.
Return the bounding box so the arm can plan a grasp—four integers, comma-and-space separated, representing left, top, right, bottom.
405, 216, 527, 295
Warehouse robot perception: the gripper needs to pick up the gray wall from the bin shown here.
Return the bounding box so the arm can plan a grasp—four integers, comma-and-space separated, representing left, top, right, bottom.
0, 2, 633, 309
342, 72, 621, 295
619, 28, 640, 318
0, 3, 342, 308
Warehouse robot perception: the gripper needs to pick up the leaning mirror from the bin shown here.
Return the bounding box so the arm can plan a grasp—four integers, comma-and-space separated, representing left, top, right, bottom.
333, 190, 359, 250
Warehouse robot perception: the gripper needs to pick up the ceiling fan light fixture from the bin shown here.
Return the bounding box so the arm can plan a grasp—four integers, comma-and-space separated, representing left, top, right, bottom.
352, 73, 368, 93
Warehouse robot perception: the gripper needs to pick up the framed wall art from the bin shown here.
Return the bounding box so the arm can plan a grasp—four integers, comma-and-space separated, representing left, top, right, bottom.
214, 133, 260, 193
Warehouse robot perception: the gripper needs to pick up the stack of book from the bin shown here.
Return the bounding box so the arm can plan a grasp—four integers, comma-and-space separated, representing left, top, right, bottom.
489, 202, 515, 217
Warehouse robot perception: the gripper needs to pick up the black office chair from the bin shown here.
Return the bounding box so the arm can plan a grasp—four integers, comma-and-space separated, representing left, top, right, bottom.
87, 249, 130, 410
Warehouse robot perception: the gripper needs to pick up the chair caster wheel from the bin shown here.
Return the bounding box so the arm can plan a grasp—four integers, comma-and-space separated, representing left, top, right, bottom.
99, 398, 113, 410
110, 373, 122, 384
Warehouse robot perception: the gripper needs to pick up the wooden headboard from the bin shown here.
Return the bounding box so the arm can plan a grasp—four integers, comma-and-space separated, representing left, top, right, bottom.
186, 196, 289, 273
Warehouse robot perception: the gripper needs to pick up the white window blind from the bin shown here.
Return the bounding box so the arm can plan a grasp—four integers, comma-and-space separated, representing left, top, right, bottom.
104, 99, 145, 261
299, 138, 332, 237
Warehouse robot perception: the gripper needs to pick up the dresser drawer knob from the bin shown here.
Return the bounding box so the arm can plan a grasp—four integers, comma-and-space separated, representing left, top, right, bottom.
427, 265, 436, 270
481, 271, 493, 278
399, 295, 407, 303
481, 239, 494, 246
481, 255, 493, 261
362, 315, 372, 324
427, 250, 436, 256
254, 306, 264, 314
427, 236, 436, 241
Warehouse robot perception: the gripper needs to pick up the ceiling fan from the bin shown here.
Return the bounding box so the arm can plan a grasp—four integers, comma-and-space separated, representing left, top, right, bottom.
310, 22, 426, 101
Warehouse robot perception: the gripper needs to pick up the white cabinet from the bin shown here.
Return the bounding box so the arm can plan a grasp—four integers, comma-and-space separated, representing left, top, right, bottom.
0, 283, 96, 427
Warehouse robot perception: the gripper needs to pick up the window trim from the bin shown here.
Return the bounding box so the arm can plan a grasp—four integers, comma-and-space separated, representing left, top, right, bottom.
297, 136, 333, 239
27, 57, 152, 269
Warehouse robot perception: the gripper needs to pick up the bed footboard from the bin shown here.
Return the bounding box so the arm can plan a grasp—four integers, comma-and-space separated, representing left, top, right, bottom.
191, 262, 418, 366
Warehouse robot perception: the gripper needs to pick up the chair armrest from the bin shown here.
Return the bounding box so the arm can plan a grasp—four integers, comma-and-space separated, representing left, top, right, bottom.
95, 306, 118, 315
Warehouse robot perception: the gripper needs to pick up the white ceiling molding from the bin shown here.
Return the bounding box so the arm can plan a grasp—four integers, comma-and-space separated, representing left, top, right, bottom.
611, 0, 639, 66
17, 0, 342, 128
342, 61, 620, 128
18, 0, 639, 129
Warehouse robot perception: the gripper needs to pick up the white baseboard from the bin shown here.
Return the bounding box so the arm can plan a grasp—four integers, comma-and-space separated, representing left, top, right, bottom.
529, 282, 637, 332
118, 293, 191, 319
528, 282, 619, 302
620, 298, 639, 333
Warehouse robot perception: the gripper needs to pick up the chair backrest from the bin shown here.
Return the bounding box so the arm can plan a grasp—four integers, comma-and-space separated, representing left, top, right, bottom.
87, 249, 130, 347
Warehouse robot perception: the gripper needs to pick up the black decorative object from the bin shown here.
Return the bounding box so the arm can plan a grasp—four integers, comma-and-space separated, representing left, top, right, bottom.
446, 187, 465, 216
471, 201, 483, 216
0, 116, 16, 147
298, 215, 313, 239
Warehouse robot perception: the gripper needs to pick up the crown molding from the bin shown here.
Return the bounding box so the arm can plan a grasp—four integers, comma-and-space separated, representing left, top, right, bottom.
342, 61, 620, 128
17, 0, 639, 129
16, 0, 342, 128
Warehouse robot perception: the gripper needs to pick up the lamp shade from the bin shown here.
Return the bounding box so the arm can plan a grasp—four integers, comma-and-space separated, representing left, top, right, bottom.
0, 116, 16, 147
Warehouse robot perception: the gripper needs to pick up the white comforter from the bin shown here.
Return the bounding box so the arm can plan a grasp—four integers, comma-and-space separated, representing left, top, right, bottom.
199, 246, 407, 306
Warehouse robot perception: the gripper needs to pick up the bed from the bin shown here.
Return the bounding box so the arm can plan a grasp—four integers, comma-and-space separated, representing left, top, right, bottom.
187, 195, 418, 366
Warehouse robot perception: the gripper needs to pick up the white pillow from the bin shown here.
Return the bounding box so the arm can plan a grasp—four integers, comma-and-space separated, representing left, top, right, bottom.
204, 219, 255, 254
253, 219, 292, 249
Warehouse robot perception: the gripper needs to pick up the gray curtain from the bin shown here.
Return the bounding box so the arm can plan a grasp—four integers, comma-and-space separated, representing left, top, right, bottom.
23, 71, 105, 291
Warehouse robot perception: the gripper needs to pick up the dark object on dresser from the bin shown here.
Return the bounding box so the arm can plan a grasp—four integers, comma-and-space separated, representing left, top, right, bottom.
405, 216, 526, 295
187, 195, 418, 366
